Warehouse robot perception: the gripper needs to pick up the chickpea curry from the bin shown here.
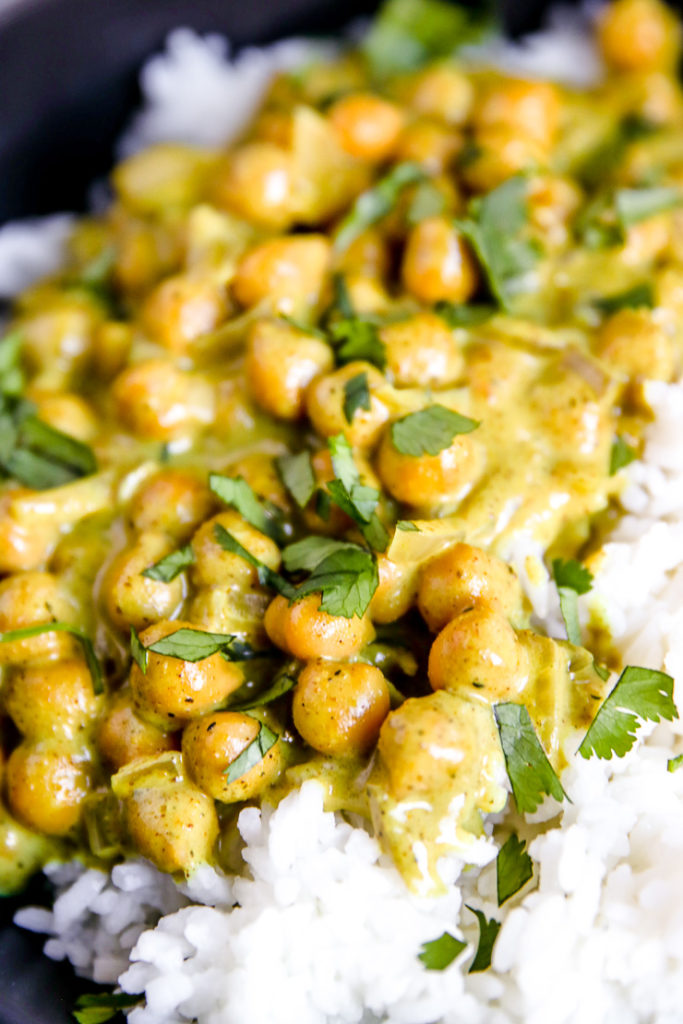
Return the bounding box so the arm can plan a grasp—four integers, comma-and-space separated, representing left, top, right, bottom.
1, 0, 682, 898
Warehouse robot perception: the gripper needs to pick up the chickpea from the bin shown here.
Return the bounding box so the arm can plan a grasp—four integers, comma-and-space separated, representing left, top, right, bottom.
342, 275, 392, 316
334, 227, 389, 279
462, 128, 545, 192
401, 217, 478, 305
417, 544, 523, 633
191, 509, 281, 589
380, 312, 463, 388
130, 619, 244, 728
0, 489, 60, 574
125, 783, 218, 873
129, 470, 215, 541
101, 531, 185, 632
369, 555, 419, 624
246, 319, 334, 420
187, 585, 271, 646
4, 658, 98, 741
93, 321, 133, 379
29, 393, 99, 442
473, 78, 559, 149
293, 661, 390, 756
395, 119, 463, 174
596, 308, 676, 381
210, 142, 297, 230
0, 571, 79, 664
407, 66, 474, 126
112, 143, 216, 214
428, 606, 528, 701
113, 215, 181, 295
598, 0, 681, 72
20, 300, 99, 385
233, 236, 331, 315
328, 93, 404, 161
224, 453, 290, 512
6, 740, 91, 836
141, 273, 229, 355
527, 175, 583, 249
306, 362, 391, 450
376, 424, 483, 509
97, 687, 176, 769
112, 359, 215, 441
264, 593, 374, 660
182, 711, 283, 802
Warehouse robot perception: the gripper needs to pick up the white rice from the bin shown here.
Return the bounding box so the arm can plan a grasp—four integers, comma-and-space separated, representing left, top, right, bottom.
5, 8, 683, 1024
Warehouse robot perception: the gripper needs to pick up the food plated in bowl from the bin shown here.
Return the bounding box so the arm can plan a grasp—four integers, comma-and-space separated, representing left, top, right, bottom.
1, 0, 683, 1021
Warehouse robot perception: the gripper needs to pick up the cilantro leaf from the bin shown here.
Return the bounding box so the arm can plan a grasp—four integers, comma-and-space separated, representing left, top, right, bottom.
331, 317, 386, 369
282, 536, 359, 573
0, 623, 103, 694
334, 162, 426, 253
0, 396, 97, 490
552, 558, 593, 646
212, 524, 293, 595
327, 434, 389, 551
293, 544, 379, 618
668, 753, 683, 773
578, 185, 682, 249
418, 931, 467, 971
230, 668, 298, 711
457, 176, 540, 310
279, 315, 327, 340
329, 272, 355, 319
0, 331, 25, 396
141, 544, 194, 582
362, 0, 494, 78
494, 702, 569, 814
615, 185, 681, 229
145, 627, 259, 664
390, 404, 479, 457
343, 371, 371, 424
610, 436, 637, 475
578, 664, 677, 760
130, 626, 148, 674
496, 833, 533, 906
396, 519, 419, 531
466, 906, 501, 973
224, 720, 278, 783
434, 301, 495, 327
276, 451, 316, 508
73, 992, 140, 1024
209, 473, 286, 544
407, 180, 446, 225
593, 282, 654, 316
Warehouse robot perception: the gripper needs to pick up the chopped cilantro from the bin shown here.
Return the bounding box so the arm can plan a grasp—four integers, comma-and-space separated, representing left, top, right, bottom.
327, 434, 389, 551
494, 702, 569, 814
209, 473, 286, 544
0, 331, 25, 396
330, 317, 386, 369
335, 162, 426, 253
578, 665, 678, 760
282, 536, 359, 573
593, 283, 654, 316
466, 906, 501, 973
418, 931, 467, 971
130, 626, 148, 674
343, 371, 372, 423
496, 833, 533, 906
0, 623, 102, 694
73, 991, 140, 1024
279, 315, 327, 340
407, 179, 446, 225
276, 451, 316, 508
578, 185, 682, 249
456, 176, 540, 310
552, 558, 593, 646
610, 436, 637, 475
141, 544, 194, 582
396, 519, 419, 531
230, 668, 298, 711
434, 300, 495, 327
0, 394, 97, 490
142, 627, 259, 665
292, 543, 379, 618
390, 404, 479, 457
224, 720, 279, 783
668, 753, 683, 773
212, 524, 292, 594
615, 185, 681, 229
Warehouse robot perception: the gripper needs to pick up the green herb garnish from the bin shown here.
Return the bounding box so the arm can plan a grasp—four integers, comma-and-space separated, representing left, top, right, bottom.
230, 668, 298, 711
335, 162, 426, 253
343, 371, 372, 423
130, 626, 148, 674
209, 473, 286, 544
289, 542, 379, 619
668, 753, 683, 772
593, 283, 654, 316
0, 623, 103, 694
138, 627, 259, 667
330, 317, 386, 369
73, 991, 140, 1024
610, 436, 637, 475
390, 404, 479, 457
141, 544, 195, 582
578, 665, 677, 760
616, 186, 681, 229
466, 906, 501, 973
276, 451, 316, 508
418, 931, 467, 971
396, 519, 420, 531
494, 702, 569, 814
496, 833, 533, 906
224, 720, 279, 783
552, 558, 593, 646
434, 301, 496, 327
0, 395, 97, 490
327, 433, 389, 551
212, 524, 292, 594
0, 331, 25, 396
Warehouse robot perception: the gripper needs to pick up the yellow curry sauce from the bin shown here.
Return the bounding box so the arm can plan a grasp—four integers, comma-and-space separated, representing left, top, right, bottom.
0, 0, 682, 896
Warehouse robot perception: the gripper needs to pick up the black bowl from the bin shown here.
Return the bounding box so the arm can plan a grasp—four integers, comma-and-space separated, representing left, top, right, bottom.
0, 0, 563, 1021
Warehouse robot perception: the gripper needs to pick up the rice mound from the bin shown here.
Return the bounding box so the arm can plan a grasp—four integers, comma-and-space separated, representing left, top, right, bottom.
6, 11, 683, 1024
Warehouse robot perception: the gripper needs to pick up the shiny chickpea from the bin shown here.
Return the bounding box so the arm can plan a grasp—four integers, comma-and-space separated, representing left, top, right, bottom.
265, 593, 374, 660
130, 619, 244, 729
125, 783, 218, 874
191, 509, 281, 589
380, 312, 464, 388
402, 217, 478, 305
97, 687, 176, 769
306, 362, 391, 450
112, 359, 215, 441
417, 544, 523, 633
4, 659, 98, 741
141, 273, 229, 355
29, 392, 99, 442
328, 93, 404, 161
182, 711, 283, 802
101, 531, 185, 632
473, 78, 559, 149
0, 489, 60, 574
246, 319, 334, 420
128, 470, 215, 542
376, 425, 483, 510
407, 66, 474, 125
369, 555, 419, 624
293, 660, 390, 756
427, 606, 528, 701
598, 0, 681, 72
596, 308, 676, 381
395, 119, 463, 174
6, 740, 91, 836
210, 142, 297, 229
0, 572, 79, 664
233, 236, 331, 315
